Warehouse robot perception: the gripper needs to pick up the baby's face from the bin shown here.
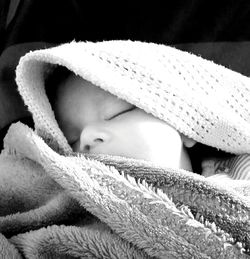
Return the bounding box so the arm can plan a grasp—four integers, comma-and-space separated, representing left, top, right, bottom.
54, 74, 193, 171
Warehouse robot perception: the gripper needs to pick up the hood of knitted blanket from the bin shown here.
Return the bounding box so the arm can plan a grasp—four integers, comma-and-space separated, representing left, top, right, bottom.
15, 40, 250, 155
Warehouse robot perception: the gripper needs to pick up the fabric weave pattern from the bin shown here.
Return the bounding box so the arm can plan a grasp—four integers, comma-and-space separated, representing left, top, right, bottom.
16, 41, 250, 155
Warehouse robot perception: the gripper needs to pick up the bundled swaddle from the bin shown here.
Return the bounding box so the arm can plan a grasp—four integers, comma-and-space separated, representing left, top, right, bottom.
1, 40, 250, 258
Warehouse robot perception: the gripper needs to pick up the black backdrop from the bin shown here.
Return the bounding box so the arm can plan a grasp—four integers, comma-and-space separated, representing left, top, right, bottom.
1, 0, 250, 51
2, 0, 250, 75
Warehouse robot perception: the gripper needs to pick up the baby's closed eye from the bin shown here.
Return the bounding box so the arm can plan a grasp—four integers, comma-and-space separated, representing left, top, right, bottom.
107, 106, 136, 120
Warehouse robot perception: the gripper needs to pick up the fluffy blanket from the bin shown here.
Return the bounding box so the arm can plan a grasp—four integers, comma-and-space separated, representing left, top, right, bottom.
1, 40, 250, 258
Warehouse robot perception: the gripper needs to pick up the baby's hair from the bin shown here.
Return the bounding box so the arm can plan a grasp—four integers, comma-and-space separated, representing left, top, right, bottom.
45, 65, 72, 107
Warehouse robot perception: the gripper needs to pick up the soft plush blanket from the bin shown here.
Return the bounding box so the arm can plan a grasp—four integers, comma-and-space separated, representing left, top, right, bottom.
1, 40, 250, 258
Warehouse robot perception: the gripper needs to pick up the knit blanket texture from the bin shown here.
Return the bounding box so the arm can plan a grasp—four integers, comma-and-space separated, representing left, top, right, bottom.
1, 40, 250, 258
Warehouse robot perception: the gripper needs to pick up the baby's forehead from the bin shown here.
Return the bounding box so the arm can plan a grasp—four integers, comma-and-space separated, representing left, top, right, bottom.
47, 66, 121, 100
58, 72, 130, 110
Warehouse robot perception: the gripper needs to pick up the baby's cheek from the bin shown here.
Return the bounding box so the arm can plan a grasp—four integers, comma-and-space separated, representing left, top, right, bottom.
129, 117, 183, 165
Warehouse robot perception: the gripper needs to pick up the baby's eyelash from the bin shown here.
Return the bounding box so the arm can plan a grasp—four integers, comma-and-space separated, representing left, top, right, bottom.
108, 106, 136, 120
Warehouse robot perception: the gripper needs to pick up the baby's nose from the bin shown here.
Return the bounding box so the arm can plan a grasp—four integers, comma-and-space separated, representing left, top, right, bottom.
79, 126, 110, 153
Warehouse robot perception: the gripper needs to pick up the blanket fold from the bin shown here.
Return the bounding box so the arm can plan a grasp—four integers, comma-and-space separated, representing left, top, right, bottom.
10, 222, 150, 259
0, 233, 22, 259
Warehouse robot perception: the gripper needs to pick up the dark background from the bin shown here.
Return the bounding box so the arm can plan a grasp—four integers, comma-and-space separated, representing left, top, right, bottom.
1, 0, 250, 50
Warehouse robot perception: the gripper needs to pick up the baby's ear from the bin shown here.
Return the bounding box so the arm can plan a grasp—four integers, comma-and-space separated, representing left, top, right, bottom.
181, 134, 197, 148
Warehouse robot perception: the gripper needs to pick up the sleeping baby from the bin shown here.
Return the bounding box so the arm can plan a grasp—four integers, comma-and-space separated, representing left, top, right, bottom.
46, 66, 196, 171
45, 65, 250, 180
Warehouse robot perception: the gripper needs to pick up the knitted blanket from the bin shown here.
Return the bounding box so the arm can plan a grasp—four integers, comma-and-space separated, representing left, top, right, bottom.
1, 40, 250, 258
